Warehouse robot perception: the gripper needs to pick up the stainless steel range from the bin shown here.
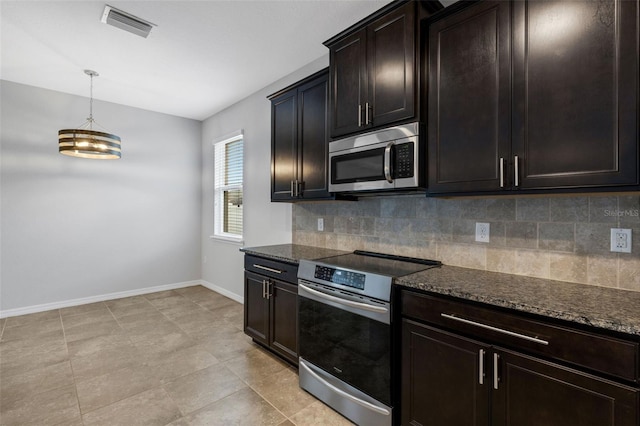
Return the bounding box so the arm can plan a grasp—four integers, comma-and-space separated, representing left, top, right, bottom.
297, 250, 441, 426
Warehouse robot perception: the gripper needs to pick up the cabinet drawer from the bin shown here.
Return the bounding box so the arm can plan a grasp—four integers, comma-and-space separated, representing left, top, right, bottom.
401, 290, 640, 383
244, 255, 298, 283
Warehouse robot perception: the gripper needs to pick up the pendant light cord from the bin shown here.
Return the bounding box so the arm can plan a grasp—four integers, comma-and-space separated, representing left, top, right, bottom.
88, 73, 94, 129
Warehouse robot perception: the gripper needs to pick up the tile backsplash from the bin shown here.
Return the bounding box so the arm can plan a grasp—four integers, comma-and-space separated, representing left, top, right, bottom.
292, 194, 640, 292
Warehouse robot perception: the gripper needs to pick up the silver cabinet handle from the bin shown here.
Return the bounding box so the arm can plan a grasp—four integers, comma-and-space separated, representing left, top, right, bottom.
290, 180, 295, 197
514, 155, 519, 187
265, 281, 271, 300
358, 104, 362, 127
365, 102, 370, 125
253, 264, 283, 274
299, 359, 391, 416
440, 313, 549, 345
479, 349, 485, 385
499, 158, 504, 188
299, 283, 388, 314
262, 280, 266, 299
493, 353, 500, 390
384, 142, 393, 183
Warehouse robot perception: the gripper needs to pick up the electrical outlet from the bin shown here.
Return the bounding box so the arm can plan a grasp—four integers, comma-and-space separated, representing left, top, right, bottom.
317, 218, 324, 232
610, 228, 632, 253
475, 222, 490, 243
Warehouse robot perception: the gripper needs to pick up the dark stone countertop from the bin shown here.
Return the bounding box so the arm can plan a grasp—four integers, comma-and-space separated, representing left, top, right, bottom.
240, 244, 350, 264
239, 244, 640, 337
396, 265, 640, 337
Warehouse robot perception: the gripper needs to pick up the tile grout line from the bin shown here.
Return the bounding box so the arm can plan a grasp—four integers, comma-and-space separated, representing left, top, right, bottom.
58, 308, 85, 425
75, 301, 156, 419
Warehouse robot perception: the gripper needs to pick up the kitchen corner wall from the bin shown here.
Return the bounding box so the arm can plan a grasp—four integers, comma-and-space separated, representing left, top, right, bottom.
293, 194, 640, 292
200, 56, 329, 301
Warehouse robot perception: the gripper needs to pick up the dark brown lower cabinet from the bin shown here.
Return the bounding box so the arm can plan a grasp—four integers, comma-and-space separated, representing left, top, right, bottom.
402, 320, 490, 426
402, 319, 639, 426
494, 349, 639, 426
244, 270, 298, 365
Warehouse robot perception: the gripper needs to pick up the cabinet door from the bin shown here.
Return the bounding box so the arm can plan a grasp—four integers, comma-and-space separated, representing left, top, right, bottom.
271, 90, 297, 201
493, 348, 639, 426
427, 1, 512, 194
244, 271, 269, 346
367, 2, 415, 129
269, 279, 298, 365
402, 319, 490, 426
512, 0, 639, 190
297, 72, 331, 200
329, 29, 367, 138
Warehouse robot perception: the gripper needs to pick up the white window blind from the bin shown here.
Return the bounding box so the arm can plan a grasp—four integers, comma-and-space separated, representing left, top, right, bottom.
214, 133, 243, 242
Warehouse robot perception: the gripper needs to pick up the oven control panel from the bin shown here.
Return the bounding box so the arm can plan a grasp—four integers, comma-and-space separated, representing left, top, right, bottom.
314, 266, 365, 290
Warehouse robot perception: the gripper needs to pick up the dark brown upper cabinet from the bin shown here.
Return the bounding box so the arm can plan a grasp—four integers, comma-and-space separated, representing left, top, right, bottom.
325, 1, 418, 139
269, 69, 332, 202
427, 0, 639, 196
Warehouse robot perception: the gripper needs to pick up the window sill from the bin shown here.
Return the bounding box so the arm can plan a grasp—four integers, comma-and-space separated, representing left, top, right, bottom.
210, 235, 244, 245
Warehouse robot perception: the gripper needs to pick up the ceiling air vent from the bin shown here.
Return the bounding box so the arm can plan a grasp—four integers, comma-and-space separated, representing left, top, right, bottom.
101, 5, 156, 38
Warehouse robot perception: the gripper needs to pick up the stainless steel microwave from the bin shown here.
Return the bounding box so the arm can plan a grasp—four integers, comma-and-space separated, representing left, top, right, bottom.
329, 122, 424, 193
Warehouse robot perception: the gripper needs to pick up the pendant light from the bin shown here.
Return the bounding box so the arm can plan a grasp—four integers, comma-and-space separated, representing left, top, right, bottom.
58, 70, 121, 159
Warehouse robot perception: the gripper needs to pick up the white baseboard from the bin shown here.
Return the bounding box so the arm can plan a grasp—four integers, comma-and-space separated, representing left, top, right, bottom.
200, 280, 244, 304
0, 280, 201, 319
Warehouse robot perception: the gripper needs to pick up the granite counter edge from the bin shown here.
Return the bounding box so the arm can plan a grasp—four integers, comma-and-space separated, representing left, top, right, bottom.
395, 280, 640, 337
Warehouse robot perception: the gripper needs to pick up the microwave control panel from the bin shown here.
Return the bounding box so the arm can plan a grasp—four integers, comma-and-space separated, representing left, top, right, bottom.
395, 142, 414, 178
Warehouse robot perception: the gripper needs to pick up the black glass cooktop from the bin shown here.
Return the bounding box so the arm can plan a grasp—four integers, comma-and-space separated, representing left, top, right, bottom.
316, 250, 441, 278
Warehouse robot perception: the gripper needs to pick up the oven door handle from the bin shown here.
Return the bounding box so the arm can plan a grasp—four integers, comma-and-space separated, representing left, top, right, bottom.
299, 360, 391, 416
299, 284, 388, 314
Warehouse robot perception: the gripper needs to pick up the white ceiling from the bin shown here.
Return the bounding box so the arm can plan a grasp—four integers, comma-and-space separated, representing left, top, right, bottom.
1, 0, 395, 121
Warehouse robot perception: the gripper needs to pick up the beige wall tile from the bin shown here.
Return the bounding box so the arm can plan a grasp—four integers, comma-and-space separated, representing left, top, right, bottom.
436, 243, 486, 269
516, 198, 550, 221
618, 257, 640, 291
505, 222, 538, 249
589, 195, 618, 223
549, 196, 589, 222
486, 198, 516, 221
291, 195, 640, 292
617, 195, 640, 224
587, 255, 618, 288
549, 253, 587, 284
575, 222, 613, 255
486, 248, 517, 274
538, 222, 575, 252
514, 250, 550, 279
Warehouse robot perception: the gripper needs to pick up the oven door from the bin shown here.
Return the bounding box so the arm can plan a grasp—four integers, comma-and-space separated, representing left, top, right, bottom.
298, 281, 391, 407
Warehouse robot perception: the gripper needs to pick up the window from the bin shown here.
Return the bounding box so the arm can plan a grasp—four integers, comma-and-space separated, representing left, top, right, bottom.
213, 133, 243, 242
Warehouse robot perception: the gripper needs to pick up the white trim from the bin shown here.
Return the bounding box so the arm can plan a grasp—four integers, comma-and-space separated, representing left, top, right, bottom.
0, 280, 198, 319
212, 129, 243, 146
209, 234, 244, 244
200, 280, 244, 304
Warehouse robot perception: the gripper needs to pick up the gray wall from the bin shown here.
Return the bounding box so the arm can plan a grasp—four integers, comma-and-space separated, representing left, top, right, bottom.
200, 56, 328, 301
1, 81, 202, 313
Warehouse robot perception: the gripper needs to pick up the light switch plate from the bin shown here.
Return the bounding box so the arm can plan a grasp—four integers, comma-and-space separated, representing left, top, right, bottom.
610, 228, 632, 253
317, 218, 324, 232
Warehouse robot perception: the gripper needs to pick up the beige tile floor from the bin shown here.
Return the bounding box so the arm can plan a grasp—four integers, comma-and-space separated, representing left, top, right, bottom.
0, 286, 353, 426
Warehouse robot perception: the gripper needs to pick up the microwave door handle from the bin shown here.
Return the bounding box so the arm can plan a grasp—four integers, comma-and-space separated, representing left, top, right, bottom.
384, 142, 393, 183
